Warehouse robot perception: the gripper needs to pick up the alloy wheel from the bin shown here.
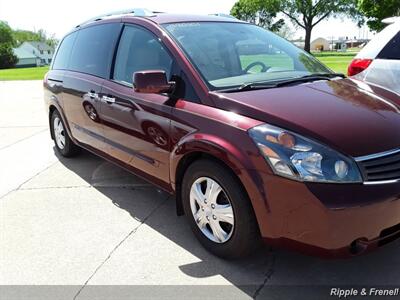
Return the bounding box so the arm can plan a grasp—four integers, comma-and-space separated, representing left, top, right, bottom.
53, 116, 66, 149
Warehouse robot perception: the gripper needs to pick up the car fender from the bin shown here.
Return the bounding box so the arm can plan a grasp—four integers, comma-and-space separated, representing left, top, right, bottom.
47, 96, 75, 143
170, 133, 271, 237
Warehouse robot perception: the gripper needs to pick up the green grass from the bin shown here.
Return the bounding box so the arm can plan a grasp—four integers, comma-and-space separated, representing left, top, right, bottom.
0, 51, 356, 80
0, 66, 49, 81
240, 54, 294, 70
314, 54, 355, 74
313, 51, 358, 74
312, 51, 358, 57
240, 52, 356, 75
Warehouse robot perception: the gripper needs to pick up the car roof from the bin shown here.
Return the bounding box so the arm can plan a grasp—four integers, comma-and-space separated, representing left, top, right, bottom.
382, 17, 400, 24
76, 11, 243, 30
356, 21, 400, 59
140, 13, 243, 24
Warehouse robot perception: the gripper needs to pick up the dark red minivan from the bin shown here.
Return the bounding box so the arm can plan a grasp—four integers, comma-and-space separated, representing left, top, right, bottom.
44, 9, 400, 259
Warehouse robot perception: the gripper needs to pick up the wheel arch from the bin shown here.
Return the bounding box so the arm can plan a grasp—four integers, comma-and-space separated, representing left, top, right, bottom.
171, 137, 270, 238
173, 151, 232, 215
49, 105, 57, 140
48, 103, 74, 143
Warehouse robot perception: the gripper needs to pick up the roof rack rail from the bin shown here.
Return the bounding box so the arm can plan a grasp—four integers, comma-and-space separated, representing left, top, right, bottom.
382, 17, 400, 24
76, 8, 159, 28
209, 13, 237, 19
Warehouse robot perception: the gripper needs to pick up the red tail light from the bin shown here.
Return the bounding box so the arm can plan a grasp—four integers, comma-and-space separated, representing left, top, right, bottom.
347, 59, 373, 76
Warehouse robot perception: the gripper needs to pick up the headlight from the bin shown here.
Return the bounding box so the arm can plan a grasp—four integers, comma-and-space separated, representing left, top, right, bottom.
249, 124, 362, 183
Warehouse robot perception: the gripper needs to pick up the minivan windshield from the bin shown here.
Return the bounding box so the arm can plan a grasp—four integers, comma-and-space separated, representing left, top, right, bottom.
163, 22, 332, 90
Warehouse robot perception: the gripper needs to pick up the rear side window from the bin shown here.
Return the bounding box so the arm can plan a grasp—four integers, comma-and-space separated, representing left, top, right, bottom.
378, 32, 400, 60
52, 32, 77, 70
113, 25, 173, 84
69, 23, 120, 78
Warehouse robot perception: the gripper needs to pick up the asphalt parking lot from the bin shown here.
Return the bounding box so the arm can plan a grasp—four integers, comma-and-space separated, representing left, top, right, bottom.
1, 80, 400, 300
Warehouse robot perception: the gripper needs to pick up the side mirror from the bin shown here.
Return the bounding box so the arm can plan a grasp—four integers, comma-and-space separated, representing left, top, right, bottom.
133, 70, 175, 94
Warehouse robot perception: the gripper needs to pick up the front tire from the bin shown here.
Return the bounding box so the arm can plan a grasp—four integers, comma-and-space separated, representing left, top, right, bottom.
50, 110, 80, 157
182, 159, 260, 259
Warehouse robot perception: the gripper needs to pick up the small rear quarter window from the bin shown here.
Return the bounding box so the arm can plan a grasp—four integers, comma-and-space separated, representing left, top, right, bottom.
52, 32, 77, 70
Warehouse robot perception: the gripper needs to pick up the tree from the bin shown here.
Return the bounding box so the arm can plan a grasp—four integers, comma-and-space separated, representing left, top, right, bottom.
276, 23, 295, 39
231, 0, 284, 32
13, 29, 44, 46
45, 33, 59, 49
0, 21, 17, 69
0, 21, 15, 45
231, 0, 361, 53
0, 44, 18, 68
12, 28, 59, 47
281, 0, 361, 52
358, 0, 400, 32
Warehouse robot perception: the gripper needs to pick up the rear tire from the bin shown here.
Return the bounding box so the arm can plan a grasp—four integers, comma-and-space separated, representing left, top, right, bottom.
182, 159, 260, 259
50, 110, 80, 157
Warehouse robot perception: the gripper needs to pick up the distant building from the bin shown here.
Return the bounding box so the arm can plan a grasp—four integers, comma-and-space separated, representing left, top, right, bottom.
345, 39, 369, 49
331, 37, 370, 51
18, 41, 55, 65
291, 38, 305, 49
334, 38, 347, 51
310, 37, 330, 51
13, 48, 40, 68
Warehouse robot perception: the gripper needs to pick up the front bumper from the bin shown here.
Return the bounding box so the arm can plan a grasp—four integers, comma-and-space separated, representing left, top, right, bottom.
258, 173, 400, 258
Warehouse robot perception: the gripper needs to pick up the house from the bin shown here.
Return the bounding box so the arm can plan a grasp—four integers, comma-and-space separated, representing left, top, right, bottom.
13, 48, 40, 68
310, 37, 330, 51
18, 41, 55, 65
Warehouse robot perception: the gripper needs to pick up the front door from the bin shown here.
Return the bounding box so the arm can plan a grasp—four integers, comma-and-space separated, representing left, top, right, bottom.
99, 24, 174, 185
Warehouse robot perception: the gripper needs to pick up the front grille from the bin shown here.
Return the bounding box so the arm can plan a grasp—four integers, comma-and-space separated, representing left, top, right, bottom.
357, 149, 400, 182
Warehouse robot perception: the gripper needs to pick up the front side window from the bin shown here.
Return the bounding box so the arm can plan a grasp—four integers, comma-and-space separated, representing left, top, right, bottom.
113, 25, 173, 85
68, 23, 120, 78
163, 22, 330, 90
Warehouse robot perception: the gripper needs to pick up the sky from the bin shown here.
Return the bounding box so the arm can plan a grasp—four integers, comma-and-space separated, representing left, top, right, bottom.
0, 0, 373, 40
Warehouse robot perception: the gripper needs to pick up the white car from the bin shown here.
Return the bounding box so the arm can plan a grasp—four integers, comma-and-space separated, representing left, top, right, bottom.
348, 18, 400, 95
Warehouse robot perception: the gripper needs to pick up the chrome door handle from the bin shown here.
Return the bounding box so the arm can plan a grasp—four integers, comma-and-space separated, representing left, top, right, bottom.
102, 95, 116, 104
87, 91, 98, 99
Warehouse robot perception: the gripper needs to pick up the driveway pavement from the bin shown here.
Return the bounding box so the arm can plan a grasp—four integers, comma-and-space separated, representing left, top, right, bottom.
1, 80, 399, 300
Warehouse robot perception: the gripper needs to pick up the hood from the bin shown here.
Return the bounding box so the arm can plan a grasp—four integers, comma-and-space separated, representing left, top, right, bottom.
210, 78, 400, 157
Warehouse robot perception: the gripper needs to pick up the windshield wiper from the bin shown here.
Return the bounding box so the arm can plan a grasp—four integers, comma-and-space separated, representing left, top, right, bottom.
218, 72, 345, 93
218, 82, 279, 93
274, 73, 345, 88
235, 82, 277, 92
301, 72, 345, 79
